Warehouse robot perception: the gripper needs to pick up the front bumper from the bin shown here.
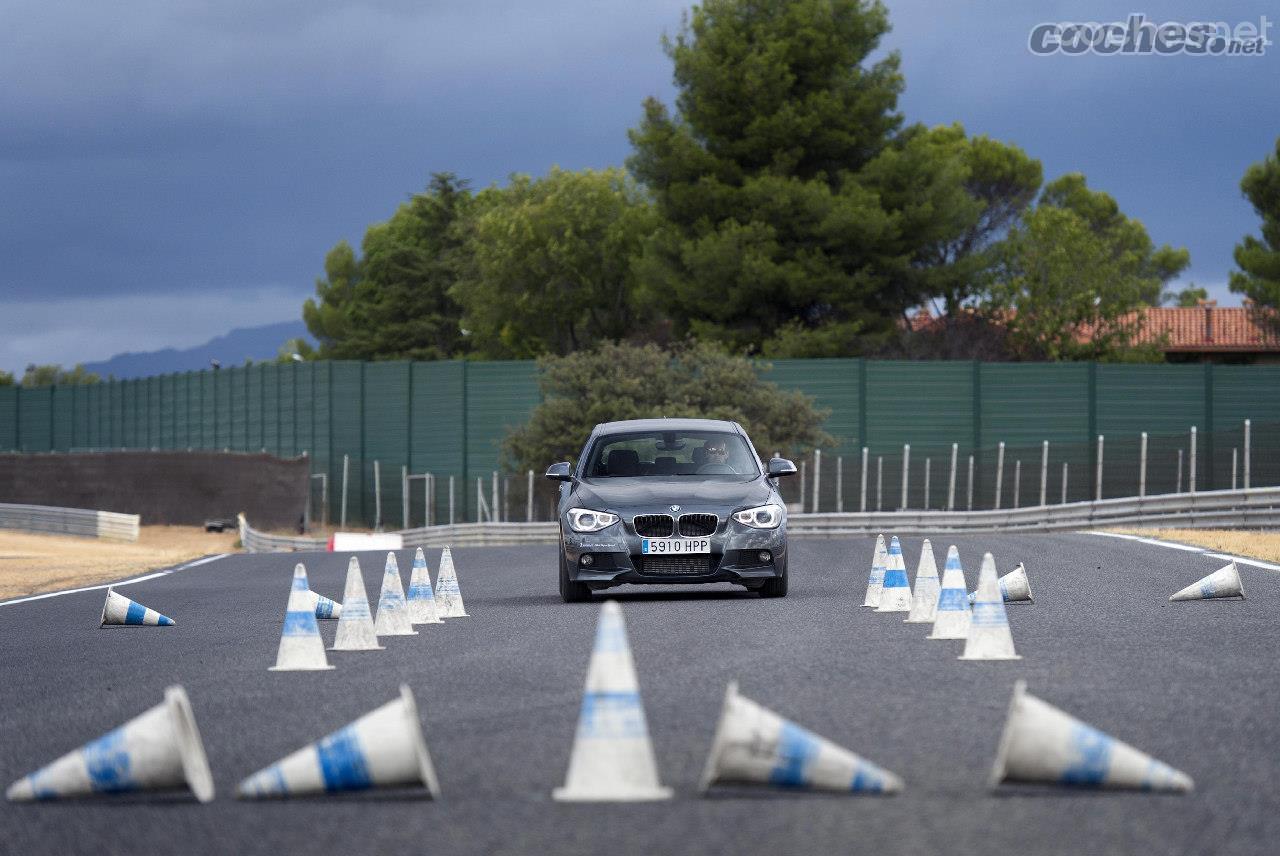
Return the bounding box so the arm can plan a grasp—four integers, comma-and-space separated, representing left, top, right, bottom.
560, 519, 786, 588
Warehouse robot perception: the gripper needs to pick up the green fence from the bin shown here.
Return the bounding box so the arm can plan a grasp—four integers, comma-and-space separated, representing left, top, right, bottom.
1, 360, 1277, 526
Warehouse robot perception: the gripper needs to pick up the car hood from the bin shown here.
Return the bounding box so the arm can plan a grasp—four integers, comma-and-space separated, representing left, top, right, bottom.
574, 477, 773, 510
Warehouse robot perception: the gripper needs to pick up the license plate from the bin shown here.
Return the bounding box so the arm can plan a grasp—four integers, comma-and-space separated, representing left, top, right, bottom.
641, 538, 711, 554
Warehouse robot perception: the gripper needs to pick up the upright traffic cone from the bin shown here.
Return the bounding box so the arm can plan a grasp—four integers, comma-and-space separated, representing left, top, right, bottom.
875, 536, 912, 613
373, 553, 417, 637
969, 562, 1033, 604
990, 681, 1193, 792
904, 539, 941, 623
1170, 561, 1245, 601
960, 553, 1020, 661
699, 682, 903, 795
6, 686, 214, 803
271, 564, 334, 671
406, 547, 443, 625
927, 546, 970, 640
305, 589, 342, 620
100, 588, 175, 627
435, 547, 468, 618
331, 557, 383, 652
237, 685, 440, 798
861, 534, 887, 608
553, 601, 671, 802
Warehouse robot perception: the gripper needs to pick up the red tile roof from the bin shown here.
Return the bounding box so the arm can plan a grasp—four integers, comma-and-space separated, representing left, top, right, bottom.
1122, 306, 1280, 352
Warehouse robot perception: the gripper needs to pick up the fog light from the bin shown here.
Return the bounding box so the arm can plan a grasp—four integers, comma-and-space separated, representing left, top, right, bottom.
580, 554, 594, 566
758, 551, 771, 563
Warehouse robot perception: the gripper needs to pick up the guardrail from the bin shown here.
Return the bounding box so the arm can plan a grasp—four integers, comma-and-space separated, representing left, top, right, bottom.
238, 486, 1280, 553
0, 503, 141, 542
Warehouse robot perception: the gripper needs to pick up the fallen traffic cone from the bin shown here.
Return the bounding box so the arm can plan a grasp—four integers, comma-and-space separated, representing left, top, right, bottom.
990, 680, 1193, 792
968, 562, 1033, 604
927, 546, 970, 640
304, 589, 342, 620
271, 563, 334, 671
553, 601, 671, 802
100, 587, 175, 627
904, 539, 941, 624
237, 684, 440, 799
373, 553, 417, 637
331, 557, 383, 651
861, 534, 887, 608
406, 547, 443, 625
1170, 561, 1245, 601
435, 546, 468, 618
698, 681, 903, 795
875, 536, 912, 613
960, 553, 1021, 661
7, 685, 214, 803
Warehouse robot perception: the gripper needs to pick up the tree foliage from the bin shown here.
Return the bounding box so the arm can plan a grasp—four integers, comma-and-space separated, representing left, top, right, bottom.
504, 341, 833, 472
303, 173, 471, 360
451, 168, 661, 358
19, 364, 101, 387
0, 370, 14, 387
1173, 285, 1209, 307
1230, 136, 1280, 317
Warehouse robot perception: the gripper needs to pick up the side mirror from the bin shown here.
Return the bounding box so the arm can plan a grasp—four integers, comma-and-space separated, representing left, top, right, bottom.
767, 458, 798, 477
545, 462, 573, 482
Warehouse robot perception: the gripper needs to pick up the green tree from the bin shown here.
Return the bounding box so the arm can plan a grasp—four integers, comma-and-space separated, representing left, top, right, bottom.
0, 370, 14, 386
1230, 136, 1280, 316
303, 173, 472, 360
20, 364, 101, 387
1173, 285, 1209, 307
629, 0, 975, 355
504, 341, 833, 472
275, 338, 317, 364
451, 168, 661, 358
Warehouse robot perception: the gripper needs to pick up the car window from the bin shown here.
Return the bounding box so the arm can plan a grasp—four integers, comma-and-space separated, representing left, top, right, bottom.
585, 430, 759, 478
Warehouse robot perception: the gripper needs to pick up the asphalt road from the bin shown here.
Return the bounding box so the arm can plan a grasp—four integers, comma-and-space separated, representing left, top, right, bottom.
0, 533, 1276, 856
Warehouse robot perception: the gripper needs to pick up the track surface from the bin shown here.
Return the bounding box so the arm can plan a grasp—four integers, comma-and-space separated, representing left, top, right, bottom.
1, 534, 1276, 856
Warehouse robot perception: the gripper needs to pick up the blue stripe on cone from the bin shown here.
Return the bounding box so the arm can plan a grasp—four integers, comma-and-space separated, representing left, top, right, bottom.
316, 726, 374, 792
768, 721, 819, 788
124, 601, 147, 625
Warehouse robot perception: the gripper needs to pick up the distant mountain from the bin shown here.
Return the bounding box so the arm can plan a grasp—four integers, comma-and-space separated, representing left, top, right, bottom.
83, 321, 314, 379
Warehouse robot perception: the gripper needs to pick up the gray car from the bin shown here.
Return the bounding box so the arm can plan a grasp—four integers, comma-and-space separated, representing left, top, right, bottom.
546, 418, 797, 602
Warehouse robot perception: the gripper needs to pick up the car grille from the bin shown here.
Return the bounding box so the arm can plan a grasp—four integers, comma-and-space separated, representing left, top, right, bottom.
678, 513, 718, 537
638, 554, 713, 575
633, 514, 674, 537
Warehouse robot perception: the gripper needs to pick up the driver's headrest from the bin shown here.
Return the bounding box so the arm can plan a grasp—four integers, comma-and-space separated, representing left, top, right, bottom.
606, 448, 640, 476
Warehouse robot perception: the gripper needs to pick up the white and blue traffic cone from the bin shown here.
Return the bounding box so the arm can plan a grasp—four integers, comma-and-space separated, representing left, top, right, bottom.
331, 557, 383, 652
875, 536, 912, 612
861, 534, 887, 608
374, 552, 417, 636
960, 553, 1021, 661
1170, 561, 1245, 601
237, 685, 440, 798
271, 564, 334, 671
306, 589, 342, 620
435, 547, 468, 618
100, 588, 175, 627
699, 682, 903, 795
905, 539, 941, 623
968, 562, 1033, 604
7, 686, 214, 803
927, 546, 970, 640
406, 547, 443, 625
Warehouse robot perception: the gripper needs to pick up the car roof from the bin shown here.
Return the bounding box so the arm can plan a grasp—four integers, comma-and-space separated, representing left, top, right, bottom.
592, 418, 742, 436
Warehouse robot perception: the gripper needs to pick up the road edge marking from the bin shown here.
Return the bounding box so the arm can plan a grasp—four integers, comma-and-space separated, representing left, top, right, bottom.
0, 553, 230, 608
1086, 531, 1280, 572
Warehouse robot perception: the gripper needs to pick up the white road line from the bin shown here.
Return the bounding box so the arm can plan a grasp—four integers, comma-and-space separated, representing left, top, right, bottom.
0, 553, 229, 608
1087, 531, 1280, 573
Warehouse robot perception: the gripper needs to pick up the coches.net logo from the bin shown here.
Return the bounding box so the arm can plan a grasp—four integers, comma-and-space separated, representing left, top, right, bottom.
1029, 13, 1272, 56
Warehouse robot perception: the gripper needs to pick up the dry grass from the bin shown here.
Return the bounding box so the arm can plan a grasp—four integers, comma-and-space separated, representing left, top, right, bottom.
0, 526, 237, 600
1107, 528, 1280, 564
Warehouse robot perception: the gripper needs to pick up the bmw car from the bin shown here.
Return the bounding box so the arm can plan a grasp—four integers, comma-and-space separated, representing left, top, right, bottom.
546, 418, 797, 602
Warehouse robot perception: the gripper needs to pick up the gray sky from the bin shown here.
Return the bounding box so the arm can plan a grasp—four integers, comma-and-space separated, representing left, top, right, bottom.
1, 1, 1276, 374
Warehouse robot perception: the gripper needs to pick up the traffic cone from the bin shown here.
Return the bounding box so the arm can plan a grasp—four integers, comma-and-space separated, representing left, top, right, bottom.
305, 590, 342, 620
373, 553, 417, 637
331, 557, 383, 652
100, 588, 175, 627
271, 564, 334, 671
237, 684, 440, 799
699, 682, 903, 795
1170, 561, 1245, 601
960, 553, 1021, 661
7, 686, 214, 803
435, 547, 468, 618
406, 547, 443, 625
875, 536, 912, 613
990, 681, 1192, 792
553, 601, 671, 802
968, 563, 1033, 604
904, 539, 941, 623
927, 546, 970, 640
861, 534, 887, 608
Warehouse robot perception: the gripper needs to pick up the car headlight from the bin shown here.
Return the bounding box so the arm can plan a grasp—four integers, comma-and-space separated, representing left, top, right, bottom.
567, 507, 619, 533
733, 503, 784, 529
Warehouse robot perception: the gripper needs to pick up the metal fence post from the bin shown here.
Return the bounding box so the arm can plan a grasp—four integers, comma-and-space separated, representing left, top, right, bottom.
1013, 460, 1021, 509
340, 453, 349, 528
448, 475, 455, 525
426, 473, 433, 527
923, 458, 931, 510
994, 442, 1005, 510
799, 460, 807, 513
1232, 448, 1238, 490
476, 476, 484, 522
526, 470, 534, 522
1176, 450, 1183, 494
1189, 426, 1197, 493
1139, 432, 1148, 498
900, 444, 910, 510
860, 447, 869, 512
402, 465, 409, 529
373, 460, 382, 531
967, 454, 974, 511
812, 449, 821, 513
1039, 441, 1049, 507
1244, 419, 1251, 489
948, 443, 958, 511
836, 456, 843, 513
1095, 435, 1104, 501
493, 470, 500, 522
876, 456, 883, 512
1061, 462, 1068, 504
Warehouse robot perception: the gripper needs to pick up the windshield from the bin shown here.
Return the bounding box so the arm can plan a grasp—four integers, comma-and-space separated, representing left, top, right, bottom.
584, 430, 760, 479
